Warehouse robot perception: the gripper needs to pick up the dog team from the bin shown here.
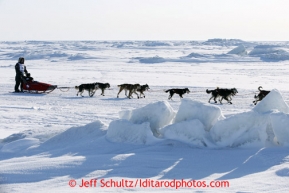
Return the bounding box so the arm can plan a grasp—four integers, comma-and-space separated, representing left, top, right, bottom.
75, 82, 270, 105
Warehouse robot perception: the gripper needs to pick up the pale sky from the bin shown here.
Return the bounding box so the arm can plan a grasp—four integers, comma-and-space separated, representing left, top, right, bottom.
0, 0, 288, 41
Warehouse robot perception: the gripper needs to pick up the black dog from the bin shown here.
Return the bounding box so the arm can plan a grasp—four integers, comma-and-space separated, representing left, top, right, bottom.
165, 88, 190, 100
206, 88, 238, 104
75, 83, 98, 97
137, 84, 150, 98
253, 86, 270, 105
95, 82, 110, 96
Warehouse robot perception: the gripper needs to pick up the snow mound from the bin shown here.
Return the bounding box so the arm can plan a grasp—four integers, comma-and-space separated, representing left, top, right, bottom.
159, 119, 207, 147
227, 44, 247, 55
249, 45, 289, 61
138, 56, 166, 63
43, 120, 107, 147
120, 101, 175, 136
174, 99, 224, 132
270, 112, 289, 145
185, 52, 207, 58
1, 138, 40, 153
106, 120, 157, 145
211, 89, 288, 147
253, 89, 289, 114
210, 111, 268, 147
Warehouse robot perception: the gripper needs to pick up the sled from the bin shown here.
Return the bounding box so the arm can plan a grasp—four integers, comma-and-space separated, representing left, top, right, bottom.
22, 80, 57, 94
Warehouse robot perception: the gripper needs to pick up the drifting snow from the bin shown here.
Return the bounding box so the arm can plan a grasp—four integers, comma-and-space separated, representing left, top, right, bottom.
43, 120, 107, 148
1, 138, 40, 153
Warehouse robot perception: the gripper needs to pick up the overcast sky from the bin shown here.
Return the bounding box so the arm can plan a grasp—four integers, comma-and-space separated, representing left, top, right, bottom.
0, 0, 288, 41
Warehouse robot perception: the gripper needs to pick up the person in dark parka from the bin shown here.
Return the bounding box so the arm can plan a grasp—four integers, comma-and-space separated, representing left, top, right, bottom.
14, 57, 28, 92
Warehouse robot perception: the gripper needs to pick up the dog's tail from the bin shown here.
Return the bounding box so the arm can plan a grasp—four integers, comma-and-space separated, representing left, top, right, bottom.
258, 86, 263, 91
206, 89, 212, 94
165, 89, 171, 93
75, 86, 79, 90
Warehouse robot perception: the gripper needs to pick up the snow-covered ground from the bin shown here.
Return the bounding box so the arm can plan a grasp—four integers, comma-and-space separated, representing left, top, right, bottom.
1, 40, 289, 193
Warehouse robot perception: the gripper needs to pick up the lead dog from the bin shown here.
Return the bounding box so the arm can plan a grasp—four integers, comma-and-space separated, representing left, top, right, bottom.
206, 87, 238, 104
75, 83, 98, 97
117, 83, 141, 99
165, 88, 190, 100
253, 86, 270, 105
94, 82, 110, 96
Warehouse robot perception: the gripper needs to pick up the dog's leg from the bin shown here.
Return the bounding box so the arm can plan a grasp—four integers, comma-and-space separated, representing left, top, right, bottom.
80, 90, 84, 97
117, 87, 124, 98
90, 89, 97, 97
101, 88, 105, 96
128, 90, 133, 99
208, 96, 213, 103
214, 96, 218, 103
168, 92, 174, 100
219, 97, 223, 104
134, 91, 139, 99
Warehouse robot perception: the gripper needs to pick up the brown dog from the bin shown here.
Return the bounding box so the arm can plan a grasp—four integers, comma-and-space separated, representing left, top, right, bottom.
253, 86, 270, 105
117, 83, 141, 99
75, 83, 98, 97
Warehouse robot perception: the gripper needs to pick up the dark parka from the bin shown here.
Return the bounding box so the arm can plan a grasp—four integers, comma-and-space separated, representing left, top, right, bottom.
14, 57, 28, 92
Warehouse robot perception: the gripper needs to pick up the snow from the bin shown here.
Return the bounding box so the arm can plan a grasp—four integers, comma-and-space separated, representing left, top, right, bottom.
119, 101, 175, 136
227, 44, 247, 55
249, 45, 289, 61
174, 99, 224, 132
1, 40, 289, 193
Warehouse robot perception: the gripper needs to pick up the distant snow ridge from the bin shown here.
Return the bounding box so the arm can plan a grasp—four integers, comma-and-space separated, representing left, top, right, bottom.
203, 38, 246, 46
227, 44, 247, 55
142, 41, 171, 47
249, 45, 289, 61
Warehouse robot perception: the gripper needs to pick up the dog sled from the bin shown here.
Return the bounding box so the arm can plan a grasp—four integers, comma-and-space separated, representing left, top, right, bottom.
22, 80, 57, 94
